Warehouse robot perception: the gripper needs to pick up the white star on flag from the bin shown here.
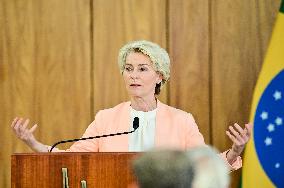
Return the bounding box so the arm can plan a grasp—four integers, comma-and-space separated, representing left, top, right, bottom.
264, 137, 272, 146
267, 123, 275, 132
275, 163, 280, 169
273, 90, 282, 100
260, 111, 268, 120
275, 117, 283, 126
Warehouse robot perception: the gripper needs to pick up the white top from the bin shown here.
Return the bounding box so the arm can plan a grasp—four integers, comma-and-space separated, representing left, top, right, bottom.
128, 107, 157, 152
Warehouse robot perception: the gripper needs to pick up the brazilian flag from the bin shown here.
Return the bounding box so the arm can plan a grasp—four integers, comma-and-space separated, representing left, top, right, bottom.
242, 1, 284, 187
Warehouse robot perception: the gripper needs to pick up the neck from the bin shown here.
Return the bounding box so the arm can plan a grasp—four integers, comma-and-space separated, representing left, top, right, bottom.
130, 96, 157, 112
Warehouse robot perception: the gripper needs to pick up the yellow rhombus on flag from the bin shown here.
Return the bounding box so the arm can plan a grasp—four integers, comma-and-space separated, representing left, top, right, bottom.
242, 0, 284, 188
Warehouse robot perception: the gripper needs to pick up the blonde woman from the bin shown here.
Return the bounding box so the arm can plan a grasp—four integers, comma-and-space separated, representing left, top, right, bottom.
11, 40, 251, 170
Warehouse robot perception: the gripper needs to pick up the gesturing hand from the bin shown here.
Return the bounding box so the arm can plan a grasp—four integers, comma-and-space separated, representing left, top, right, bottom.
11, 117, 38, 145
226, 123, 252, 163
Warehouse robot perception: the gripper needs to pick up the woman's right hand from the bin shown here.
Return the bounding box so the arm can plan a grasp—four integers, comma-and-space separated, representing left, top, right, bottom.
11, 117, 38, 146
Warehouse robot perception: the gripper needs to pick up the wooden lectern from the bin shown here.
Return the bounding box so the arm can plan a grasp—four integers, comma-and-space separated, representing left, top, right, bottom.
11, 152, 139, 188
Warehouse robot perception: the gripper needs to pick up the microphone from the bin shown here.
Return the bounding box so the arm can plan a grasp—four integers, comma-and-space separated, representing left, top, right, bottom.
49, 117, 139, 152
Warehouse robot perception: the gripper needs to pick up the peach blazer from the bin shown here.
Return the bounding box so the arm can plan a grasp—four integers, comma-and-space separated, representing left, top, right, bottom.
51, 100, 242, 170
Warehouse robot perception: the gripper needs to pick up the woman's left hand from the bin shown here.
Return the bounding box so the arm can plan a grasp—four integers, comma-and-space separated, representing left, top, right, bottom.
226, 123, 252, 164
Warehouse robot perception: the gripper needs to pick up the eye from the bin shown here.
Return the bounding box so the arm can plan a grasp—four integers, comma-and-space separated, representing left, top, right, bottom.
124, 66, 133, 72
139, 67, 148, 72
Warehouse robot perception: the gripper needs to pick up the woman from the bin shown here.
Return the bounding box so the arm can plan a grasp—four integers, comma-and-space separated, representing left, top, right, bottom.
11, 40, 251, 170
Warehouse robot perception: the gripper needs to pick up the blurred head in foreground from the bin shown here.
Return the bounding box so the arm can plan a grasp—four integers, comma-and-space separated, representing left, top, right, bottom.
132, 150, 194, 188
132, 147, 229, 188
186, 147, 230, 188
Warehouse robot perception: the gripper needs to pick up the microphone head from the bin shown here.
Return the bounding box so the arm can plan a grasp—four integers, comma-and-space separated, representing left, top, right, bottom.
133, 117, 139, 130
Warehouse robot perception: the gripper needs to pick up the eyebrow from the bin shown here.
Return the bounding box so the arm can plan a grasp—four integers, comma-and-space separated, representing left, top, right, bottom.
125, 63, 150, 66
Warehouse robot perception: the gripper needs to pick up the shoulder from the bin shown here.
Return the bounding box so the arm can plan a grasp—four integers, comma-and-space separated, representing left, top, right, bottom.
158, 101, 195, 120
157, 101, 198, 129
95, 101, 130, 118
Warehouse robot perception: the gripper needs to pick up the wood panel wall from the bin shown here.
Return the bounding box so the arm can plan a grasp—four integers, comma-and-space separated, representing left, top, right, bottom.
0, 0, 91, 187
169, 0, 210, 144
0, 0, 281, 187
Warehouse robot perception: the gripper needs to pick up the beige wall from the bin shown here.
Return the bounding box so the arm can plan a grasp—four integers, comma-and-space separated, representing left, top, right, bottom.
0, 0, 281, 187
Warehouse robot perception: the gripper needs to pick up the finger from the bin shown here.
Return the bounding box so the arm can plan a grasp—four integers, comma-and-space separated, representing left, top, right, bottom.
226, 131, 241, 145
18, 119, 29, 135
20, 119, 30, 132
13, 119, 26, 138
29, 124, 38, 133
245, 123, 252, 136
234, 123, 245, 136
245, 123, 252, 132
229, 126, 240, 137
13, 118, 23, 131
11, 117, 20, 128
11, 117, 18, 127
229, 126, 245, 143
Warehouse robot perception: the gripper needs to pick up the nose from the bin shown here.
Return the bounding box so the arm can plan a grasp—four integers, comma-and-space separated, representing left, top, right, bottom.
129, 69, 139, 80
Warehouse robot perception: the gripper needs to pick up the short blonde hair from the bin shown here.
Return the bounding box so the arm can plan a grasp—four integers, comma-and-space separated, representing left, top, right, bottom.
118, 40, 170, 86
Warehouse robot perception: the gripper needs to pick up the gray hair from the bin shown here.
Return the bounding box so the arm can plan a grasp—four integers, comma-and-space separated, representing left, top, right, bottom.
133, 150, 194, 188
186, 147, 230, 188
118, 40, 170, 94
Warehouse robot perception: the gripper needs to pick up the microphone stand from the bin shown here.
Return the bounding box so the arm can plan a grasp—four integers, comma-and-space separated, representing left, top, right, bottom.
49, 117, 139, 152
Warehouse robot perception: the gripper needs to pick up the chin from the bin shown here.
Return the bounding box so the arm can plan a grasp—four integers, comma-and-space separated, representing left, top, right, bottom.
127, 90, 142, 98
129, 93, 142, 98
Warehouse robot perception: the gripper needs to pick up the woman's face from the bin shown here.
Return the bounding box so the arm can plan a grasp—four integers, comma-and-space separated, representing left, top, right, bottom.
123, 52, 162, 99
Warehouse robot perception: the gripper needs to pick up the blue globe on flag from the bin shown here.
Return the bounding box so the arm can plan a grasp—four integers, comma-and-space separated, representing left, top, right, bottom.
254, 70, 284, 187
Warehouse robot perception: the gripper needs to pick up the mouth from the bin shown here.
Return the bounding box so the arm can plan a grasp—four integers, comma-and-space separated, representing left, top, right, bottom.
130, 84, 141, 87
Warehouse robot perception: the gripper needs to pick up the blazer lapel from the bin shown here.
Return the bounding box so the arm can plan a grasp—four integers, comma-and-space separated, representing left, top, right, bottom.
101, 101, 131, 152
117, 101, 131, 151
155, 100, 170, 148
